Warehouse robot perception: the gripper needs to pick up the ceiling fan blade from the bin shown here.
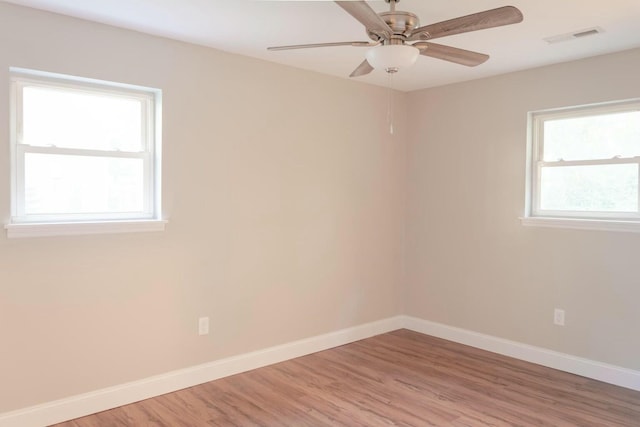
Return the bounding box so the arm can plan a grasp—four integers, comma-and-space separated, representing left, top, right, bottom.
335, 1, 392, 39
268, 41, 374, 51
414, 42, 489, 67
409, 6, 523, 41
349, 59, 374, 77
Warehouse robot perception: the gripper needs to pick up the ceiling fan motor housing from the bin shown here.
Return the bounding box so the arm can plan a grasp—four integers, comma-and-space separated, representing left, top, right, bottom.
367, 11, 420, 43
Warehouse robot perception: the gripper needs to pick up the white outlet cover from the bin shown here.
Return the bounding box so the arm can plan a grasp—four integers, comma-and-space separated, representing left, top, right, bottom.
198, 317, 210, 335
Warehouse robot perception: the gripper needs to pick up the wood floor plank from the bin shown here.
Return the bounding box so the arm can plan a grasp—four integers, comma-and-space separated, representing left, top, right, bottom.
52, 329, 640, 426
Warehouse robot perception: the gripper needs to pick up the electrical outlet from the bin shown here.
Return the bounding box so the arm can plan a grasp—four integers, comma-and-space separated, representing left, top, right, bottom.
198, 317, 209, 335
554, 309, 565, 326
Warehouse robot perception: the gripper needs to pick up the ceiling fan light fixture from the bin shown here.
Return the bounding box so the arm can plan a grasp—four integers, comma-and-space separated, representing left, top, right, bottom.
366, 44, 419, 73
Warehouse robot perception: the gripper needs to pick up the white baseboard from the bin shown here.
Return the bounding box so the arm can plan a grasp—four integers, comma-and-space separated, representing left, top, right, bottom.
3, 315, 639, 427
0, 316, 405, 427
402, 315, 640, 392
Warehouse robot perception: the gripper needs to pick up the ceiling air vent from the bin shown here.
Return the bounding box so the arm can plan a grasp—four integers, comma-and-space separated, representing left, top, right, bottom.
544, 27, 604, 44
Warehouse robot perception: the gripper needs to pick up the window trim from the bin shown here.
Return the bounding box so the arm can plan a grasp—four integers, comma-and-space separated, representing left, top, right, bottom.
7, 68, 165, 238
4, 219, 168, 239
523, 99, 640, 232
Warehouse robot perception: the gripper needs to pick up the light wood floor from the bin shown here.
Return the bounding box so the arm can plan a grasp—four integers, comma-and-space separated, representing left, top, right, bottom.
54, 329, 640, 426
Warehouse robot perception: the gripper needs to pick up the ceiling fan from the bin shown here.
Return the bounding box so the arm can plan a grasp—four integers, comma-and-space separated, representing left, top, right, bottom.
268, 0, 523, 77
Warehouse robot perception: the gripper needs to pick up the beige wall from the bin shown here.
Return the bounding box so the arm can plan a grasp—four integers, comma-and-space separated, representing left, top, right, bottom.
405, 48, 640, 371
0, 3, 406, 412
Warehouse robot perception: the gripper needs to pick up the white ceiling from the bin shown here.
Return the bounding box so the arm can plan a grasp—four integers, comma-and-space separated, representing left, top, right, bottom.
4, 0, 640, 92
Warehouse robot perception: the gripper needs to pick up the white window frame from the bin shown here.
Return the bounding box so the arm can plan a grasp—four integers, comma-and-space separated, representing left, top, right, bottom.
6, 68, 166, 238
522, 99, 640, 233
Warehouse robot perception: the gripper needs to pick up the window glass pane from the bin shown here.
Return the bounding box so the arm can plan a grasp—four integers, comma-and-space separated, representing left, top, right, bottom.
540, 164, 638, 212
22, 86, 144, 152
543, 111, 640, 161
24, 153, 144, 215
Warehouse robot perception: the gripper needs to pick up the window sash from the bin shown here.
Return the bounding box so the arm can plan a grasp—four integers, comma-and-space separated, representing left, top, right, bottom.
10, 71, 158, 224
15, 146, 154, 222
533, 159, 640, 219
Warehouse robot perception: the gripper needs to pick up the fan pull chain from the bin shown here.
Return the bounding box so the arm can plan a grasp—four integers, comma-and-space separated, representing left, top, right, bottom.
387, 71, 394, 135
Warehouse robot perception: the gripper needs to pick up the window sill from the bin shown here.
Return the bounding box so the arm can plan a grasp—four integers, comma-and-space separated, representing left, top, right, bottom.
5, 219, 168, 239
520, 216, 640, 233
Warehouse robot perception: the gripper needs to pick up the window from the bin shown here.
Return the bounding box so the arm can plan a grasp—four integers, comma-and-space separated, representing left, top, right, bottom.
524, 99, 640, 232
7, 69, 164, 238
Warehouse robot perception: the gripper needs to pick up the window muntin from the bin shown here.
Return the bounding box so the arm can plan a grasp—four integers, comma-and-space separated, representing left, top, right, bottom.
529, 100, 640, 221
10, 70, 160, 225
